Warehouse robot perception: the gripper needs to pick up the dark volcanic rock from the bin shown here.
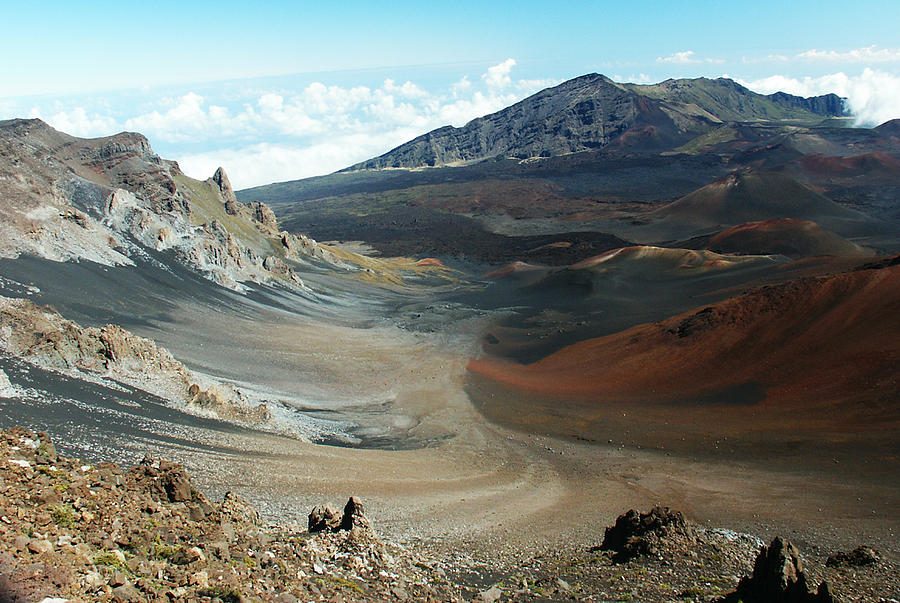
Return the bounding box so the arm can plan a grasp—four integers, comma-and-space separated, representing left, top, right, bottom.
765, 91, 847, 117
309, 497, 372, 533
349, 74, 689, 169
721, 537, 835, 603
826, 545, 879, 567
599, 506, 690, 561
129, 456, 199, 503
340, 496, 372, 532
309, 504, 343, 533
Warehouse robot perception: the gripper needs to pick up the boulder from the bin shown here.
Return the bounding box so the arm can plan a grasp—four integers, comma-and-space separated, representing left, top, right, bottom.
219, 491, 261, 526
308, 497, 372, 533
826, 545, 879, 567
721, 537, 835, 603
128, 456, 197, 503
340, 496, 371, 532
599, 506, 689, 561
170, 546, 204, 565
308, 505, 343, 533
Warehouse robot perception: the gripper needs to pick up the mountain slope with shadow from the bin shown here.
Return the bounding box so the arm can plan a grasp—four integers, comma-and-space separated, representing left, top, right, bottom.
683, 218, 872, 258
644, 171, 881, 240
348, 75, 844, 170
469, 261, 900, 422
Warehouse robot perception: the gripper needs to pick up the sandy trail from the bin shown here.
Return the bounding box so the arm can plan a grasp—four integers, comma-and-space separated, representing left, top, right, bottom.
11, 270, 888, 565
121, 296, 899, 564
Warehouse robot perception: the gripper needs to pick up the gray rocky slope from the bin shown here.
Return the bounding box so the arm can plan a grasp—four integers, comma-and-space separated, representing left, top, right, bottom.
347, 74, 845, 170
0, 118, 347, 292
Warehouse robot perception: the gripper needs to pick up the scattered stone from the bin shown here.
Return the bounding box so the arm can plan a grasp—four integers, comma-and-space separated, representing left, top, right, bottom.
111, 583, 143, 602
108, 570, 128, 587
27, 539, 53, 554
170, 546, 204, 565
479, 585, 503, 602
129, 456, 197, 503
220, 490, 260, 526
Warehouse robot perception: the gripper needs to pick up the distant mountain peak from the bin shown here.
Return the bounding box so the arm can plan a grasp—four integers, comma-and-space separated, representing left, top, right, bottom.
346, 74, 846, 171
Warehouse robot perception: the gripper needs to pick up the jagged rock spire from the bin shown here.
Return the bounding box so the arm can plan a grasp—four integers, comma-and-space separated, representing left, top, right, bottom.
211, 166, 238, 205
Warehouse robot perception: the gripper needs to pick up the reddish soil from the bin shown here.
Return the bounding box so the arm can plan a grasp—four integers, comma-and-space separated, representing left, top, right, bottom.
790, 152, 900, 180
469, 263, 900, 433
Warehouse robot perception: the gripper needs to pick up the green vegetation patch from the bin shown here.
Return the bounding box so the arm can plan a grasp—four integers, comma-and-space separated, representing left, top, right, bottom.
197, 585, 242, 602
49, 504, 78, 528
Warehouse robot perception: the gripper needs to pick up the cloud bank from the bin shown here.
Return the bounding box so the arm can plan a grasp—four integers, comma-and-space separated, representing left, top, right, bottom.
23, 60, 557, 188
741, 68, 900, 127
13, 55, 900, 189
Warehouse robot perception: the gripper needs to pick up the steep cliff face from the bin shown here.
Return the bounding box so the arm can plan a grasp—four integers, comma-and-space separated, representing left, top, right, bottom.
347, 75, 845, 170
0, 118, 347, 291
765, 91, 846, 117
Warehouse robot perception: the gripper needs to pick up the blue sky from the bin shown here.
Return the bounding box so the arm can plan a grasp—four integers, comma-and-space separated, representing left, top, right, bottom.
2, 1, 899, 187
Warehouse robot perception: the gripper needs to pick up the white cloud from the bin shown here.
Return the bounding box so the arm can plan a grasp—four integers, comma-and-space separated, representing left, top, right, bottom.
383, 79, 429, 99
9, 59, 573, 187
657, 51, 700, 64
124, 93, 254, 142
657, 51, 723, 65
179, 130, 422, 190
616, 73, 653, 84
450, 76, 472, 98
483, 58, 516, 88
28, 106, 120, 138
740, 68, 900, 127
168, 59, 560, 187
797, 46, 900, 63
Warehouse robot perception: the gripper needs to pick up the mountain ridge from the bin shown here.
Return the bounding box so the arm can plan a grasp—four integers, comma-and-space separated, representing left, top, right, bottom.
345, 74, 846, 171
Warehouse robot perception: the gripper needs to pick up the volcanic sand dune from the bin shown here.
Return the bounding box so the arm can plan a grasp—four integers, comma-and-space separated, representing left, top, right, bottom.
469, 262, 900, 431
645, 171, 876, 239
487, 246, 786, 288
702, 218, 871, 258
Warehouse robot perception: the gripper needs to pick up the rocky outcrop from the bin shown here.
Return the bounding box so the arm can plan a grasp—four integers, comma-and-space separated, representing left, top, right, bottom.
250, 201, 278, 231
598, 506, 692, 562
0, 119, 347, 292
826, 546, 879, 567
308, 497, 372, 534
0, 428, 459, 602
209, 166, 238, 206
766, 91, 846, 117
721, 537, 835, 603
308, 505, 343, 533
